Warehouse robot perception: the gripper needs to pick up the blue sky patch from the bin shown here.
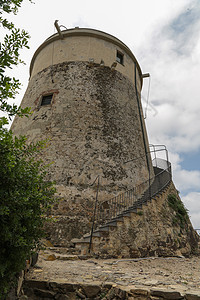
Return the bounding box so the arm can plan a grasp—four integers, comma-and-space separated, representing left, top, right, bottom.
164, 1, 200, 56
180, 151, 200, 171
171, 8, 197, 34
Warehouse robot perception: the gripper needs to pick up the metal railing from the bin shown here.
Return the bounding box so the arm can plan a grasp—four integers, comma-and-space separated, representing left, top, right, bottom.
149, 144, 170, 168
88, 175, 100, 253
95, 160, 171, 228
87, 144, 172, 252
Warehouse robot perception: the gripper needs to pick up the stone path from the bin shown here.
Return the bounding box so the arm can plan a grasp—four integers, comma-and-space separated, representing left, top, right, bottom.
25, 251, 200, 298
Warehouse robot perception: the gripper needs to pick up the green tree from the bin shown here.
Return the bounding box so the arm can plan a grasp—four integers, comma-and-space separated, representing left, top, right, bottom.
0, 133, 55, 297
0, 0, 32, 118
0, 1, 56, 297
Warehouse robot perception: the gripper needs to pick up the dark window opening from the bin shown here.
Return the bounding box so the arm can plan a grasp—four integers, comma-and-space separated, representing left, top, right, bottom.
116, 51, 124, 65
41, 94, 53, 106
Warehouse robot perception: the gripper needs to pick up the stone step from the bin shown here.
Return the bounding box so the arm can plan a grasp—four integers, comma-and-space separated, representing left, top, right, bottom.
71, 238, 90, 244
71, 176, 172, 256
96, 226, 110, 232
48, 246, 77, 255
109, 216, 124, 222
121, 212, 131, 217
127, 209, 137, 214
103, 220, 117, 227
79, 208, 139, 246
116, 212, 131, 219
39, 248, 80, 261
83, 231, 101, 238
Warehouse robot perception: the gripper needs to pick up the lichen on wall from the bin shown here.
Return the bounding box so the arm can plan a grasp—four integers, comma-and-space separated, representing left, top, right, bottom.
11, 61, 153, 244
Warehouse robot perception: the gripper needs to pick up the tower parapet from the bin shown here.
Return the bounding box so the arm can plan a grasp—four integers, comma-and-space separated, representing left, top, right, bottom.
30, 28, 142, 87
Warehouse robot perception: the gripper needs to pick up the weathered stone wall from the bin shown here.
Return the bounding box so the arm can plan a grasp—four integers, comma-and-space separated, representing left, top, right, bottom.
11, 61, 153, 246
30, 28, 143, 89
11, 26, 155, 247
12, 61, 153, 245
22, 280, 200, 300
89, 182, 199, 258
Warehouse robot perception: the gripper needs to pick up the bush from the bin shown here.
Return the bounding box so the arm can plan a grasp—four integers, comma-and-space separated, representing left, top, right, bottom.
0, 130, 55, 297
0, 1, 56, 297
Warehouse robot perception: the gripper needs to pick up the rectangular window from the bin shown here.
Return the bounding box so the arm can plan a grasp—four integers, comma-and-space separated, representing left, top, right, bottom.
41, 94, 53, 106
116, 50, 124, 65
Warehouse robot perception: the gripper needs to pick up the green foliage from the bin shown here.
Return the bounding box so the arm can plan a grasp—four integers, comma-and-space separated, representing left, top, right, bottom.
168, 194, 189, 229
0, 127, 56, 297
0, 1, 56, 297
0, 0, 32, 118
0, 0, 28, 15
137, 210, 143, 216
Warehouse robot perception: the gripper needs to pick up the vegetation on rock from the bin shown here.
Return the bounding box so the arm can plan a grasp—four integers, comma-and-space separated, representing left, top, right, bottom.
168, 193, 189, 229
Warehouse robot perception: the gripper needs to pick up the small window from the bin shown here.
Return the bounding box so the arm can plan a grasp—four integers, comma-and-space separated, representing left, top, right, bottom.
116, 50, 124, 65
41, 94, 53, 106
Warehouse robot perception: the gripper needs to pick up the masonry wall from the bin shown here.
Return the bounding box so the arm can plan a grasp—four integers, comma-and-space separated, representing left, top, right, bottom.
30, 28, 142, 88
90, 182, 199, 258
11, 60, 153, 244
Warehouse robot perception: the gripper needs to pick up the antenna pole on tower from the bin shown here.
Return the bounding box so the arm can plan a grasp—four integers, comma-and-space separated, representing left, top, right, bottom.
54, 20, 64, 39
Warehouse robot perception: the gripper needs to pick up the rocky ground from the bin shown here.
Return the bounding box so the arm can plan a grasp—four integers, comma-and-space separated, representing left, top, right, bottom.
24, 248, 200, 299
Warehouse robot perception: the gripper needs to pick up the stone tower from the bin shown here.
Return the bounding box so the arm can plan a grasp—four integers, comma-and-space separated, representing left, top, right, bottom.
11, 27, 154, 244
12, 28, 198, 256
12, 31, 152, 185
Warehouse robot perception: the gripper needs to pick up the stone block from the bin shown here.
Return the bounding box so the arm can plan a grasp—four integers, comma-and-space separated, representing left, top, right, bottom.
185, 294, 200, 300
76, 290, 86, 299
150, 289, 183, 299
24, 280, 47, 290
130, 288, 150, 296
34, 288, 56, 298
55, 295, 70, 300
82, 284, 101, 298
57, 282, 77, 292
44, 254, 57, 261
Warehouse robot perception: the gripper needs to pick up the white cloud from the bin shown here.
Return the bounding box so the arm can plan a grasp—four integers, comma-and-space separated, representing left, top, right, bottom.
182, 192, 200, 228
164, 151, 200, 193
165, 152, 200, 229
174, 168, 200, 193
141, 1, 200, 155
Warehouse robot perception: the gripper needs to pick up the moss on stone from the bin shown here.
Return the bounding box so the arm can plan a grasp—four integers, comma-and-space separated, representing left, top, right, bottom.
168, 194, 189, 229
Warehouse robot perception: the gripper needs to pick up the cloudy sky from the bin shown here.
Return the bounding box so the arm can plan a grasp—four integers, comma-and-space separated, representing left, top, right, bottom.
4, 0, 200, 228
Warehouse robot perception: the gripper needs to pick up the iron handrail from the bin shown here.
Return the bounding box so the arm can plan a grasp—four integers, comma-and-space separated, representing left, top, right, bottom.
124, 145, 169, 165
88, 175, 100, 253
149, 144, 169, 168
95, 162, 171, 227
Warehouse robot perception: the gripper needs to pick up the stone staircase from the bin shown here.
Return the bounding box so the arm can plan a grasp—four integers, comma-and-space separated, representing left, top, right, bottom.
72, 165, 172, 256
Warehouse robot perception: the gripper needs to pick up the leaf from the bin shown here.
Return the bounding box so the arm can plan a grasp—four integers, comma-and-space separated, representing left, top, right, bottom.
0, 1, 52, 297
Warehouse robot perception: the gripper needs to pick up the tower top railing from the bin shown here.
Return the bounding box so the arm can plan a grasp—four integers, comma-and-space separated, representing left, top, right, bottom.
149, 144, 170, 168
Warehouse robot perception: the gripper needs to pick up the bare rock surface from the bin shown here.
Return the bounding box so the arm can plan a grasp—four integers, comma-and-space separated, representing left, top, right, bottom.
25, 252, 200, 298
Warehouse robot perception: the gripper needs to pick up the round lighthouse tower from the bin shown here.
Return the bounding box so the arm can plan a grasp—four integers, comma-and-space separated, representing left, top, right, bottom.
11, 28, 153, 245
